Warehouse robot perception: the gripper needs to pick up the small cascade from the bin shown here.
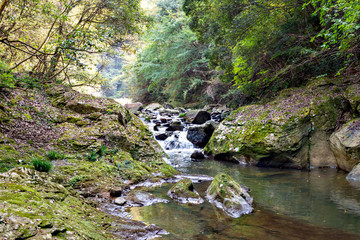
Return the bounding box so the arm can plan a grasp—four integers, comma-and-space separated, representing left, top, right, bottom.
161, 131, 194, 150
140, 109, 203, 169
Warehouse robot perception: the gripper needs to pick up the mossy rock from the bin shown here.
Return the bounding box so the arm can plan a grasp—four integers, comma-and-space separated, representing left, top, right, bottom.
167, 178, 203, 204
206, 173, 253, 218
345, 84, 360, 115
205, 83, 345, 169
330, 118, 360, 172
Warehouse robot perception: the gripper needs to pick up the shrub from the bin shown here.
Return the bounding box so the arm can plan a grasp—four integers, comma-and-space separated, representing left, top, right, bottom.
68, 175, 87, 187
32, 158, 52, 172
86, 150, 98, 162
179, 113, 186, 118
46, 150, 65, 160
98, 145, 106, 157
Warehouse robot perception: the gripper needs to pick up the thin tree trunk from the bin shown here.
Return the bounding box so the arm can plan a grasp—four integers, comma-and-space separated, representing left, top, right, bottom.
0, 0, 7, 16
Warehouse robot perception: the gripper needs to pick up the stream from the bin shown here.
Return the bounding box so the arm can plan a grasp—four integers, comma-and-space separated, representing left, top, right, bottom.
131, 110, 360, 240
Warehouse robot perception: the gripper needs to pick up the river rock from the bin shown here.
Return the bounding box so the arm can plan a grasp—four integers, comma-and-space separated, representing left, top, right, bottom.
125, 102, 143, 113
347, 163, 360, 181
155, 133, 168, 141
187, 121, 216, 148
191, 150, 205, 160
167, 178, 204, 204
126, 190, 169, 207
159, 108, 180, 116
330, 118, 360, 172
110, 187, 123, 197
114, 197, 127, 206
205, 82, 346, 169
166, 125, 184, 132
206, 173, 253, 218
144, 103, 163, 112
184, 110, 211, 124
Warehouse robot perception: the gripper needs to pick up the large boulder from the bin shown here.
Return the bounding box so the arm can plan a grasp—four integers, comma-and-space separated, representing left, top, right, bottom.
205, 82, 346, 169
125, 102, 143, 113
184, 110, 211, 124
206, 173, 253, 218
187, 121, 216, 148
167, 178, 204, 204
330, 119, 360, 172
144, 103, 163, 112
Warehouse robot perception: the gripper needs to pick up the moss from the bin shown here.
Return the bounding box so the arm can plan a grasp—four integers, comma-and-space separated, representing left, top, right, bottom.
345, 84, 360, 114
169, 179, 198, 199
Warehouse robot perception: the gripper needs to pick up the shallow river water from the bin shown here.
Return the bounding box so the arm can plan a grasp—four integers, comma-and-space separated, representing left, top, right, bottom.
131, 115, 360, 239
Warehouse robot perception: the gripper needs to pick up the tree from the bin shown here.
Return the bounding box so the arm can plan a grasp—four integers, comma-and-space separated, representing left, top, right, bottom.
0, 0, 145, 85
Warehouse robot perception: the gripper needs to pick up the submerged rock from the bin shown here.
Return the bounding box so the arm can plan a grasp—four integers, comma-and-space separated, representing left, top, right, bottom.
167, 178, 204, 204
206, 173, 253, 218
330, 118, 360, 172
126, 190, 169, 207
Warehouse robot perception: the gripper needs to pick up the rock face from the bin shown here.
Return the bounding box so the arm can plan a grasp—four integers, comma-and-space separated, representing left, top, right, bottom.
167, 178, 204, 204
187, 121, 216, 148
205, 80, 349, 169
206, 173, 253, 218
330, 119, 360, 172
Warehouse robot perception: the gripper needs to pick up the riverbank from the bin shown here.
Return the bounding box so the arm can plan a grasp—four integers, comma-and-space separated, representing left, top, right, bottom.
0, 84, 177, 238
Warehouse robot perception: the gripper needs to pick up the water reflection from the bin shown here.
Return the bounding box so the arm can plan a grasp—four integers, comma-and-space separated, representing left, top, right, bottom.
129, 160, 360, 239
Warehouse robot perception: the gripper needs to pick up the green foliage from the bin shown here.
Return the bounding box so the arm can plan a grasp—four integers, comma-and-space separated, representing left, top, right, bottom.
32, 158, 52, 172
86, 150, 99, 162
0, 0, 145, 86
98, 145, 106, 157
68, 175, 87, 187
183, 0, 357, 101
46, 150, 65, 161
128, 8, 215, 105
179, 113, 187, 118
0, 61, 15, 89
306, 0, 360, 51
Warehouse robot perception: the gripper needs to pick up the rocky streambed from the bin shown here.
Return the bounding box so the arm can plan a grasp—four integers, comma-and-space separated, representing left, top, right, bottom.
122, 79, 360, 239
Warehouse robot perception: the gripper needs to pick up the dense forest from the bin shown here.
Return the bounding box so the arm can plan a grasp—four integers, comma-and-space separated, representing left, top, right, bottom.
127, 0, 360, 107
1, 0, 359, 107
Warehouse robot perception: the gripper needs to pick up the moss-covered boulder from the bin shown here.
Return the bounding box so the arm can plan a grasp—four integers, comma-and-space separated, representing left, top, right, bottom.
330, 118, 360, 172
345, 84, 360, 115
167, 178, 204, 204
206, 173, 253, 218
205, 82, 345, 169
